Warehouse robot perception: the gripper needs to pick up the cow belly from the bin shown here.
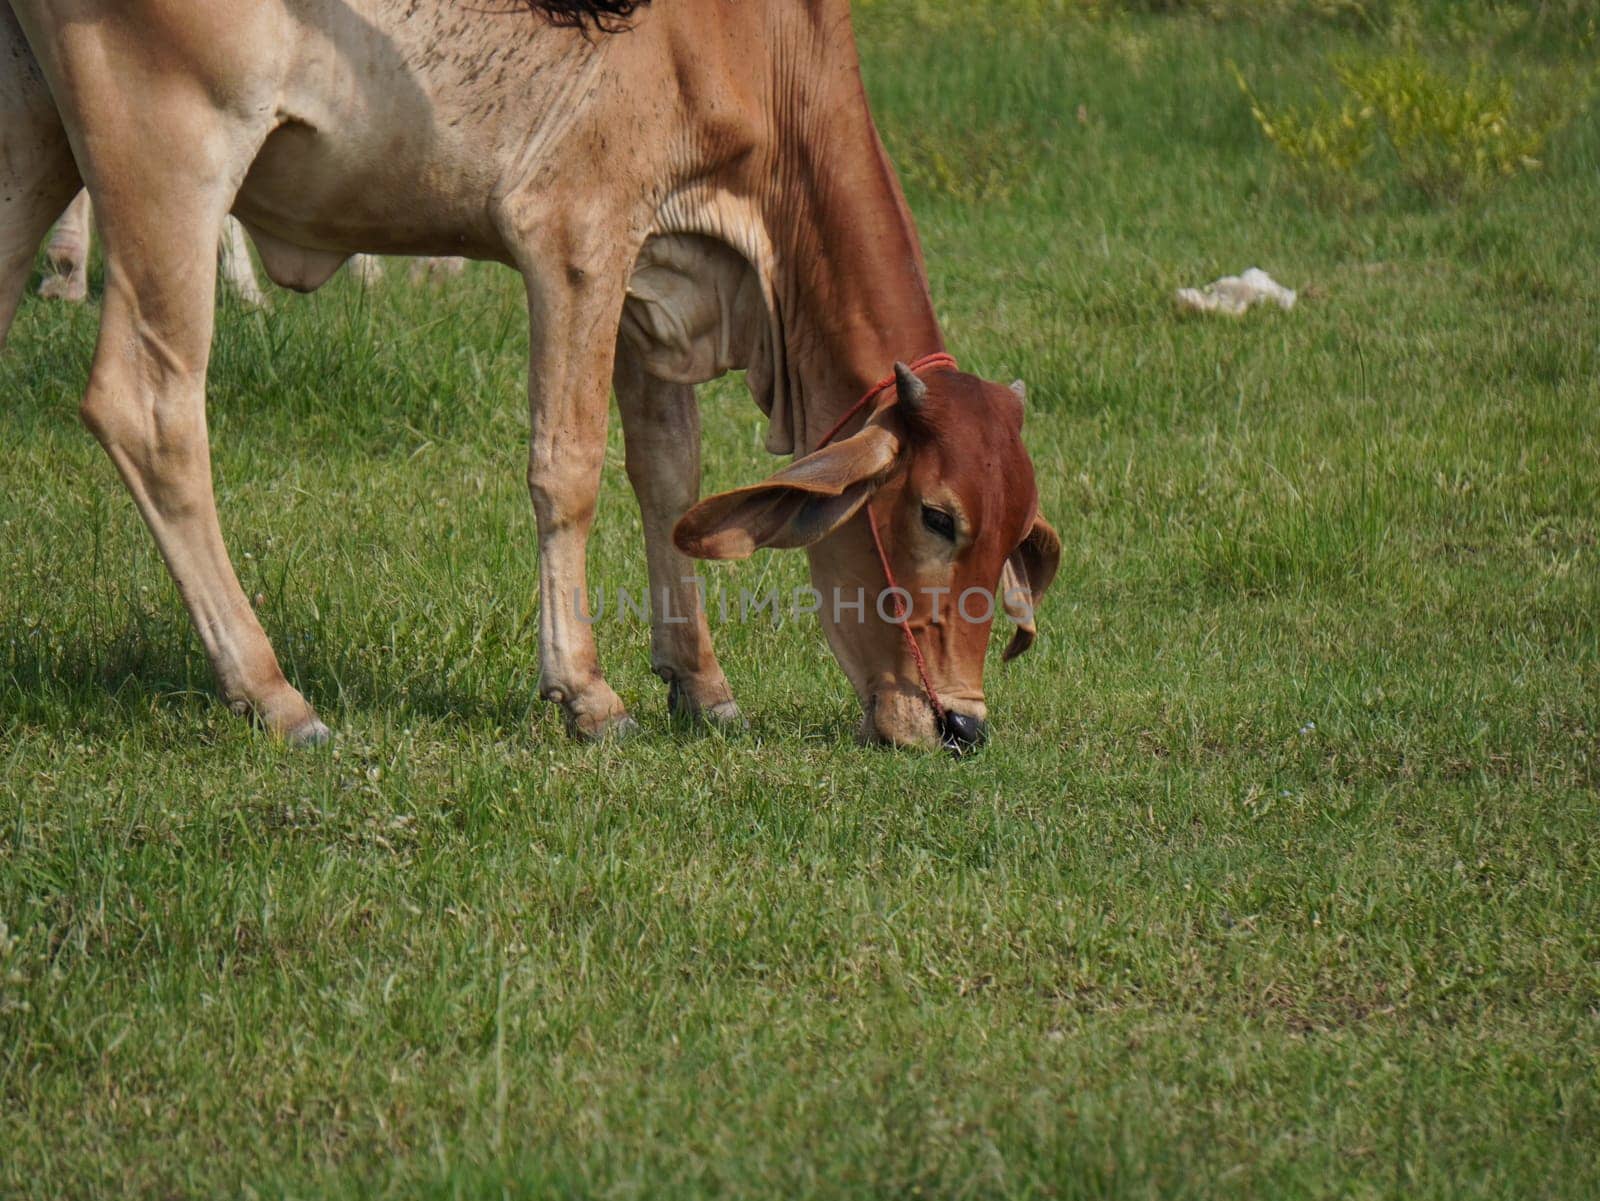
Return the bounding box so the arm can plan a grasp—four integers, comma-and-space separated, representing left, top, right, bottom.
232, 119, 501, 263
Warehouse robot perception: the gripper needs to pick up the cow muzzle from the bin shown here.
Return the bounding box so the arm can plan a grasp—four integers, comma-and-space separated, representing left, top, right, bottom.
938, 709, 988, 752
862, 688, 988, 754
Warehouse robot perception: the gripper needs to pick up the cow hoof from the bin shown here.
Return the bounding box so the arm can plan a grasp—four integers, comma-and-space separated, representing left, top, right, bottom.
38, 274, 87, 303
547, 679, 636, 742
569, 712, 641, 743
287, 718, 334, 748
702, 700, 746, 729
666, 677, 744, 731
241, 685, 330, 747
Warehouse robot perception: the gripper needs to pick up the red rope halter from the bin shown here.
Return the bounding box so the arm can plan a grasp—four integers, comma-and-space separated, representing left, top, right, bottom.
815, 352, 959, 728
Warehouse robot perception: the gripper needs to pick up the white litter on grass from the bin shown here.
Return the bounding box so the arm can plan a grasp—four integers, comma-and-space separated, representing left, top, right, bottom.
1175, 267, 1297, 316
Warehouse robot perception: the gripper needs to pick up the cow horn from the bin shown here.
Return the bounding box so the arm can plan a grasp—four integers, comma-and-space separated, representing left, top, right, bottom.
894, 362, 928, 413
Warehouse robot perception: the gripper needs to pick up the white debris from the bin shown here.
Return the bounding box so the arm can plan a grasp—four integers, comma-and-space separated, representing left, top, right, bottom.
1175, 267, 1297, 316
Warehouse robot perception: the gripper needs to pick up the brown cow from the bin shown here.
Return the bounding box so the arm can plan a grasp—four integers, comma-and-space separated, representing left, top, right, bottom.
0, 0, 1058, 750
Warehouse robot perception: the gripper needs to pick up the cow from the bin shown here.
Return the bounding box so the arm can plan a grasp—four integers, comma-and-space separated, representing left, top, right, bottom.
34, 188, 467, 309
0, 0, 1059, 751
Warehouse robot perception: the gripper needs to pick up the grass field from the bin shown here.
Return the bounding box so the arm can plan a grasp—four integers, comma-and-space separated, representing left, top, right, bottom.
3, 5, 1598, 1198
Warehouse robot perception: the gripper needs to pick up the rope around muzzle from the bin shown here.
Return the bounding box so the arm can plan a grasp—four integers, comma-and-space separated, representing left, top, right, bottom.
816, 352, 960, 734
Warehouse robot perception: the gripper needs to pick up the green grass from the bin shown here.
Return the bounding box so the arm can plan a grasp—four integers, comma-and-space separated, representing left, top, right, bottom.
3, 8, 1598, 1198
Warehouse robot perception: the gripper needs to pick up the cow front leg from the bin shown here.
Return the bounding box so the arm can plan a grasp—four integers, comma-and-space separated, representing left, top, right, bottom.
613, 342, 740, 727
517, 241, 636, 740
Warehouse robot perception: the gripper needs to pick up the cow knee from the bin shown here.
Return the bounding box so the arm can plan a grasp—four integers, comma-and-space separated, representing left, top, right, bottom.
626, 457, 697, 517
528, 445, 603, 519
622, 441, 671, 495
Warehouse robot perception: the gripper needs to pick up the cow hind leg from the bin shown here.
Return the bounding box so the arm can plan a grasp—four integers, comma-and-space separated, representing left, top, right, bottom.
218, 216, 268, 309
348, 254, 386, 287
37, 190, 92, 303
71, 113, 326, 742
614, 342, 741, 727
408, 256, 467, 286
0, 178, 79, 346
0, 16, 81, 348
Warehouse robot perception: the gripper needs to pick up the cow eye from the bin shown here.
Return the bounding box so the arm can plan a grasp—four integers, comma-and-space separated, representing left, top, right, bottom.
921, 505, 957, 541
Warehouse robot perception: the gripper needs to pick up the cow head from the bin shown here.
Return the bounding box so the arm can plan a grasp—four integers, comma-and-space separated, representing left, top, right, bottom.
674, 363, 1060, 750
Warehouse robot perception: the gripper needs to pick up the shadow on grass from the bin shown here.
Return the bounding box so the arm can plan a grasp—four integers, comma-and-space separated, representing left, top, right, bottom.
2, 619, 860, 750
1, 627, 213, 739
1, 630, 534, 740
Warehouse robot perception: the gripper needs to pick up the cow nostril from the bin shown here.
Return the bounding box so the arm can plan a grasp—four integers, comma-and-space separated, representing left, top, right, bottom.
939, 710, 988, 752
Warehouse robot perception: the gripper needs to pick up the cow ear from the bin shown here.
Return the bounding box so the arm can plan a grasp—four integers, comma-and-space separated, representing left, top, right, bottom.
999, 559, 1037, 662
1000, 512, 1061, 663
674, 425, 901, 560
